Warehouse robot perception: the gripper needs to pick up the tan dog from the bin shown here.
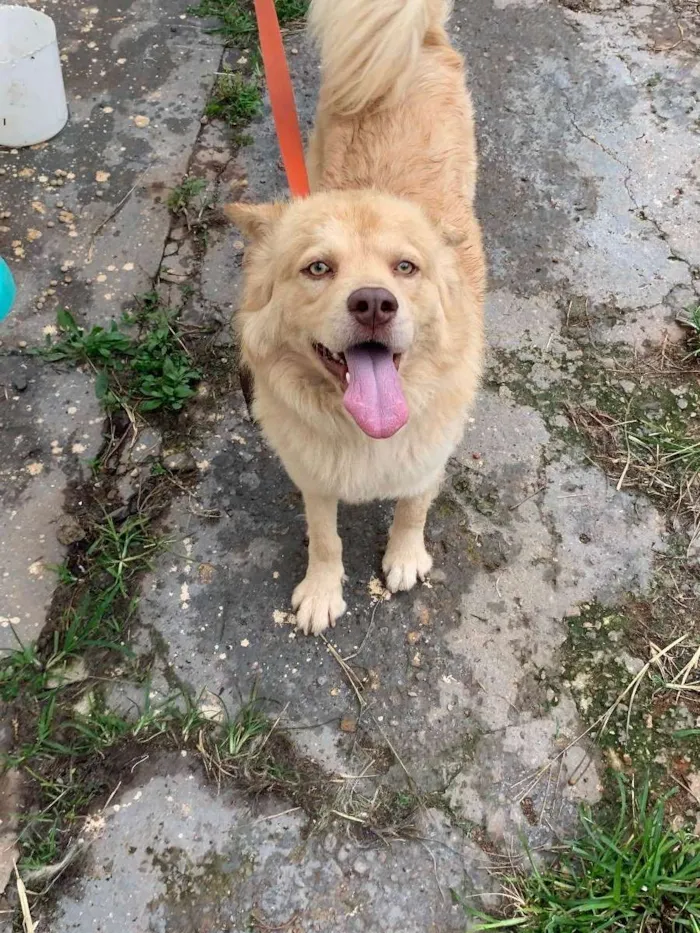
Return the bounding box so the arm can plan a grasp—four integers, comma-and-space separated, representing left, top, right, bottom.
227, 0, 485, 635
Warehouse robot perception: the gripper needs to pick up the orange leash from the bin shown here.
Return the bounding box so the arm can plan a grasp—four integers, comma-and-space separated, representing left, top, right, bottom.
253, 0, 310, 198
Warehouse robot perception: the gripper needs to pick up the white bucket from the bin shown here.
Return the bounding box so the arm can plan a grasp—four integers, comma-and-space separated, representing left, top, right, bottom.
0, 5, 68, 147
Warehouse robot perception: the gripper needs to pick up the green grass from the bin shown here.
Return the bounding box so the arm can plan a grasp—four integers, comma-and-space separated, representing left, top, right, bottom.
685, 305, 700, 358
87, 515, 161, 595
465, 780, 700, 932
274, 0, 309, 22
205, 69, 262, 128
0, 515, 160, 709
39, 294, 201, 414
628, 421, 700, 476
188, 0, 309, 42
11, 689, 283, 873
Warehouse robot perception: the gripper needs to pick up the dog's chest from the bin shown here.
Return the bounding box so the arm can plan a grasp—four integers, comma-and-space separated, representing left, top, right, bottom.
284, 418, 460, 503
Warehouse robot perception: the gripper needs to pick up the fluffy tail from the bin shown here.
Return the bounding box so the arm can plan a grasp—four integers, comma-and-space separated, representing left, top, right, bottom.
308, 0, 450, 117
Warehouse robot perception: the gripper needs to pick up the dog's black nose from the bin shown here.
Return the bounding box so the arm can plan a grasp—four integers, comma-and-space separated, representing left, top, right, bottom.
347, 287, 398, 328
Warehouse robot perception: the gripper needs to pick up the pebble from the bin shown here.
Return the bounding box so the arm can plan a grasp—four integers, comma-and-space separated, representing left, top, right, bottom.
12, 376, 28, 392
57, 515, 86, 546
163, 450, 196, 473
677, 397, 689, 410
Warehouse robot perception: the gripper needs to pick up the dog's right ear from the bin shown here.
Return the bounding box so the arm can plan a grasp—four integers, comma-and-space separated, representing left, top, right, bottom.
223, 202, 286, 240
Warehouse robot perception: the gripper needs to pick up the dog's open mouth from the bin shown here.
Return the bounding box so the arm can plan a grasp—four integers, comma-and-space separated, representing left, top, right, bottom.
313, 341, 409, 440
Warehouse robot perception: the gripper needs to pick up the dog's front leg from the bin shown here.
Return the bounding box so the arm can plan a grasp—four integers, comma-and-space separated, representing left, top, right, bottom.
292, 493, 346, 635
383, 488, 436, 593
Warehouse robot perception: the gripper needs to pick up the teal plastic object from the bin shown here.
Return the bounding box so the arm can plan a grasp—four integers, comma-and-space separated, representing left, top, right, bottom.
0, 258, 16, 322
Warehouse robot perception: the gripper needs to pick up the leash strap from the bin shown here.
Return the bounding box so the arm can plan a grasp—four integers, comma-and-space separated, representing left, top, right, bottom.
253, 0, 311, 198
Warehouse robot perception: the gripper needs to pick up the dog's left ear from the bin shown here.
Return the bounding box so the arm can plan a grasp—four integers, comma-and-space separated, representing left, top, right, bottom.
223, 202, 286, 240
438, 223, 466, 248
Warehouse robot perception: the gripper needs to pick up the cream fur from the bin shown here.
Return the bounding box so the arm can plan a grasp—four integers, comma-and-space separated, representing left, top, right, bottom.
227, 0, 485, 635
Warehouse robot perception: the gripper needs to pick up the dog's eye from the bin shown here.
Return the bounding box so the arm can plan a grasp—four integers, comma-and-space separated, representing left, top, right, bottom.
395, 260, 418, 276
304, 261, 333, 277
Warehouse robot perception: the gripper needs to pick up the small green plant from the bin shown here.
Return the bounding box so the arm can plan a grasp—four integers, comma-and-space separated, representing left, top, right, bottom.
167, 176, 208, 215
0, 639, 46, 702
167, 176, 213, 228
205, 69, 262, 128
40, 295, 201, 414
464, 779, 700, 932
40, 309, 133, 364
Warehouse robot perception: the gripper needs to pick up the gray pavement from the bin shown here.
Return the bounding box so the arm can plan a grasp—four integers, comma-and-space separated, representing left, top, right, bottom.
1, 0, 699, 930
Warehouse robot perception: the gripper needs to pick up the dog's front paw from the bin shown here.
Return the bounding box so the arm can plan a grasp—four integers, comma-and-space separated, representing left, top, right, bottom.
383, 536, 433, 593
292, 568, 346, 636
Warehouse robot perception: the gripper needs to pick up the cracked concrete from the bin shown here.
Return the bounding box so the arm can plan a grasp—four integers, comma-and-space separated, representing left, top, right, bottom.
1, 0, 699, 930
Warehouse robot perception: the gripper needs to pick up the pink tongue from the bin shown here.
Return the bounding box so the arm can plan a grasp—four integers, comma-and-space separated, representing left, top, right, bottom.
343, 345, 409, 439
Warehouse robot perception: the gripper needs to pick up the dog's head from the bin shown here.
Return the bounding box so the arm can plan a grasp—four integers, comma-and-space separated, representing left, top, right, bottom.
227, 190, 464, 439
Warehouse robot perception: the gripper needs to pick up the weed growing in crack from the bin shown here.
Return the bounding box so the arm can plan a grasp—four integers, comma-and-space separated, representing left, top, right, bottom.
167, 176, 214, 230
38, 294, 201, 414
167, 176, 209, 215
463, 778, 700, 932
205, 68, 262, 129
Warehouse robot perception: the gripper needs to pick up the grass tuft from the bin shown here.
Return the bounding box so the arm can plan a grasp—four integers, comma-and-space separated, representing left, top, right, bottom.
205, 69, 262, 128
465, 779, 700, 932
684, 304, 700, 358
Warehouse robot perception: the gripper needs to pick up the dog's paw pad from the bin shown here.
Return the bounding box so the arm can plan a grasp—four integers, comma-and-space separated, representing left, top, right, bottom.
292, 572, 346, 636
383, 542, 432, 593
